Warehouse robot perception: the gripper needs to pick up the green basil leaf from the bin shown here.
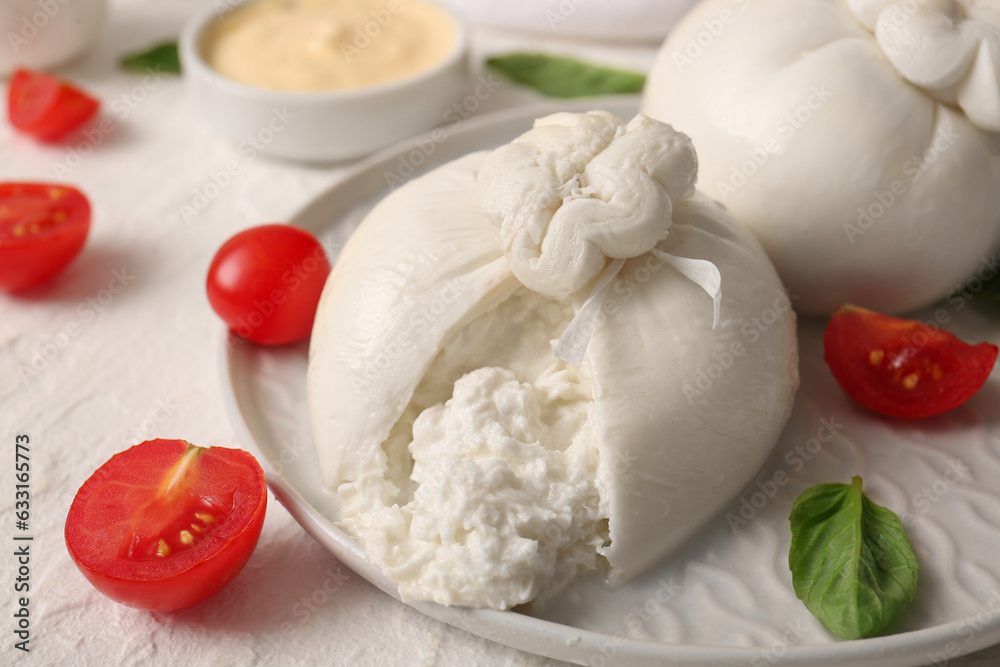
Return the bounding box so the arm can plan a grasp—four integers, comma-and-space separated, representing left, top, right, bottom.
788, 476, 919, 640
485, 53, 645, 98
120, 42, 181, 75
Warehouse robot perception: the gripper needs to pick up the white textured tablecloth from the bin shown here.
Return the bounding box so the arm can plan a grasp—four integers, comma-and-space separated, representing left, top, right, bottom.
2, 2, 1000, 667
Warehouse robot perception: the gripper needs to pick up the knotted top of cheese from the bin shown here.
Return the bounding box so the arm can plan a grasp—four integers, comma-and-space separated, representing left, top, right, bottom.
849, 0, 1000, 131
477, 111, 698, 297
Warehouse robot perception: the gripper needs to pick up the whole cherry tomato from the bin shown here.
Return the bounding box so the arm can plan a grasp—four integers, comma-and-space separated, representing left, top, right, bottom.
0, 182, 91, 291
824, 304, 998, 418
65, 439, 267, 611
8, 68, 99, 141
206, 224, 331, 345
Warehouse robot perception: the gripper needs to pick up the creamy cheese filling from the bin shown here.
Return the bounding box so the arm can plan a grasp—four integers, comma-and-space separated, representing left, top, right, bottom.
338, 288, 608, 609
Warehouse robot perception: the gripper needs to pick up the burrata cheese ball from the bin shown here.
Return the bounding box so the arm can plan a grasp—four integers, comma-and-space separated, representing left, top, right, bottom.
642, 0, 1000, 316
308, 111, 799, 609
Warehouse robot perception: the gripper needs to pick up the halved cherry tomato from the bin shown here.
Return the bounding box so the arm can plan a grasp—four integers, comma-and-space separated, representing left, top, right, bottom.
824, 304, 998, 418
206, 224, 332, 345
65, 439, 267, 611
8, 68, 100, 141
0, 182, 91, 291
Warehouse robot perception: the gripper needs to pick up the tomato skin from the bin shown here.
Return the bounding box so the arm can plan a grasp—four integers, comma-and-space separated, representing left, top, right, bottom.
65, 439, 267, 611
8, 68, 100, 141
824, 304, 998, 418
0, 182, 91, 291
206, 224, 331, 345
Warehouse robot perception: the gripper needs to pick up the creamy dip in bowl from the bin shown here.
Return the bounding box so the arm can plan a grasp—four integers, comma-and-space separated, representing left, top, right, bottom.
179, 0, 470, 162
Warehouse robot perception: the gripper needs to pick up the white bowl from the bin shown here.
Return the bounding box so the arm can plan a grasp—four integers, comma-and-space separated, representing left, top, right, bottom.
0, 0, 107, 75
178, 0, 471, 163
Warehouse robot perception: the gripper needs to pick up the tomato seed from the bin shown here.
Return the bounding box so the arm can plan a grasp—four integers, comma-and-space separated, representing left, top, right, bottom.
157, 539, 171, 557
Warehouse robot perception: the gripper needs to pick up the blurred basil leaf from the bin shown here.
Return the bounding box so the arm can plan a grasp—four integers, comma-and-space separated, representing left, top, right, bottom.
485, 53, 645, 98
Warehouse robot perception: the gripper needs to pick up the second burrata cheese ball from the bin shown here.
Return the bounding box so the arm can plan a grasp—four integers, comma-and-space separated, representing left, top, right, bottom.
308, 111, 799, 610
642, 0, 1000, 316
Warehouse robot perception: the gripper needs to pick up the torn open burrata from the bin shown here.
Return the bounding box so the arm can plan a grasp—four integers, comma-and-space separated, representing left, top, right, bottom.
307, 111, 799, 609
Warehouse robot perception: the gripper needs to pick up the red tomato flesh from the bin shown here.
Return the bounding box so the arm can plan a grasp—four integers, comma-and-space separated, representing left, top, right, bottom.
206, 224, 332, 345
0, 182, 91, 291
824, 304, 998, 418
8, 68, 100, 141
65, 439, 267, 611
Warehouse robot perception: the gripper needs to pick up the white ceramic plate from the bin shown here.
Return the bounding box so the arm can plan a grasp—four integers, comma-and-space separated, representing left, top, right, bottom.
220, 98, 1000, 667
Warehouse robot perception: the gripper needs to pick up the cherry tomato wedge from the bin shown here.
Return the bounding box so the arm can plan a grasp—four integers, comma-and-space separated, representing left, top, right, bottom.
206, 224, 331, 345
824, 304, 998, 418
8, 68, 100, 141
0, 182, 91, 291
65, 439, 267, 611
